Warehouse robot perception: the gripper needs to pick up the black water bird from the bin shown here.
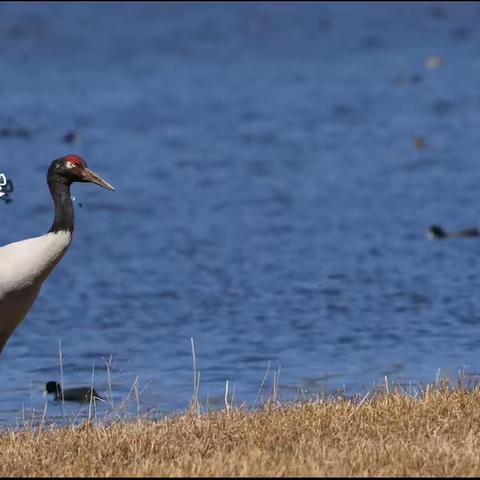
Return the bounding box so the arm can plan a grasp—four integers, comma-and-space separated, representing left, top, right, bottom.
427, 224, 480, 239
45, 381, 104, 403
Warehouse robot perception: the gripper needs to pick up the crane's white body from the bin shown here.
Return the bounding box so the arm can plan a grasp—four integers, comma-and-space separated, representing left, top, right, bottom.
0, 231, 72, 353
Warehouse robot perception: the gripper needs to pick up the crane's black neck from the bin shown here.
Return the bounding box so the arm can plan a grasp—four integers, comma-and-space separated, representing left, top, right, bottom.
48, 174, 74, 233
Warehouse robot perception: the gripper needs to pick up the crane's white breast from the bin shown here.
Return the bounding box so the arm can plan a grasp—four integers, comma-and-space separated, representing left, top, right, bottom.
0, 231, 72, 351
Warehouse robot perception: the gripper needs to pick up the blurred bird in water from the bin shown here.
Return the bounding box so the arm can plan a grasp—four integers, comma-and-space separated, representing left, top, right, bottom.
427, 224, 480, 240
45, 381, 104, 403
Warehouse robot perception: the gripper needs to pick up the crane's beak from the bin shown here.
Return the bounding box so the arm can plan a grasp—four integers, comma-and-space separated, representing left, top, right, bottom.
81, 168, 115, 191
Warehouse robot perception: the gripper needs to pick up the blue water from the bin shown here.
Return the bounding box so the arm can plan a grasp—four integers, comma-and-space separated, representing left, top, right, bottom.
1, 1, 480, 425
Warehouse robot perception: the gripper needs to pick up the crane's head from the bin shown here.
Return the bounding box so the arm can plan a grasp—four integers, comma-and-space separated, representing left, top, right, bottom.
48, 155, 115, 191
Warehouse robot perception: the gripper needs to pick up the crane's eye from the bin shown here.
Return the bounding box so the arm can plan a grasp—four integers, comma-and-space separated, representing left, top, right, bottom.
66, 161, 76, 169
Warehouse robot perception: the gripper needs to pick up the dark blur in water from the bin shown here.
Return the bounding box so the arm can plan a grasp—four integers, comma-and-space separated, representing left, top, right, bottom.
1, 1, 480, 425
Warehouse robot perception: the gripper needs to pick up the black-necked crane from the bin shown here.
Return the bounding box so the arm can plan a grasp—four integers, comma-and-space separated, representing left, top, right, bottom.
0, 155, 114, 355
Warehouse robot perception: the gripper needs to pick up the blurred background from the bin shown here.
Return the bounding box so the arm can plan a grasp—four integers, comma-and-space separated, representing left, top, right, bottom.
1, 1, 480, 424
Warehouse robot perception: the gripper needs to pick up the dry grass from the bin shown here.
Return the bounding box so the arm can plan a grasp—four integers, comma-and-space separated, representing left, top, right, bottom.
3, 386, 480, 477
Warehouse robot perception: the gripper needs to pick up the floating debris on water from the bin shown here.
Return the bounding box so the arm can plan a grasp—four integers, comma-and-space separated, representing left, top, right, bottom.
414, 137, 427, 150
425, 56, 443, 69
62, 130, 80, 144
0, 126, 31, 138
393, 73, 423, 85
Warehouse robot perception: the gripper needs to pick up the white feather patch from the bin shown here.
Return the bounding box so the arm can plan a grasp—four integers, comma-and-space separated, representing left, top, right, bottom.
0, 231, 72, 353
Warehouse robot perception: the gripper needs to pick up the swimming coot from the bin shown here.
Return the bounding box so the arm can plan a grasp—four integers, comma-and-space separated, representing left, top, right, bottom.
427, 224, 479, 240
45, 381, 104, 403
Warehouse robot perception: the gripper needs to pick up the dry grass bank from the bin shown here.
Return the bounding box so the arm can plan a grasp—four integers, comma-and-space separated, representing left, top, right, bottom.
2, 387, 480, 477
